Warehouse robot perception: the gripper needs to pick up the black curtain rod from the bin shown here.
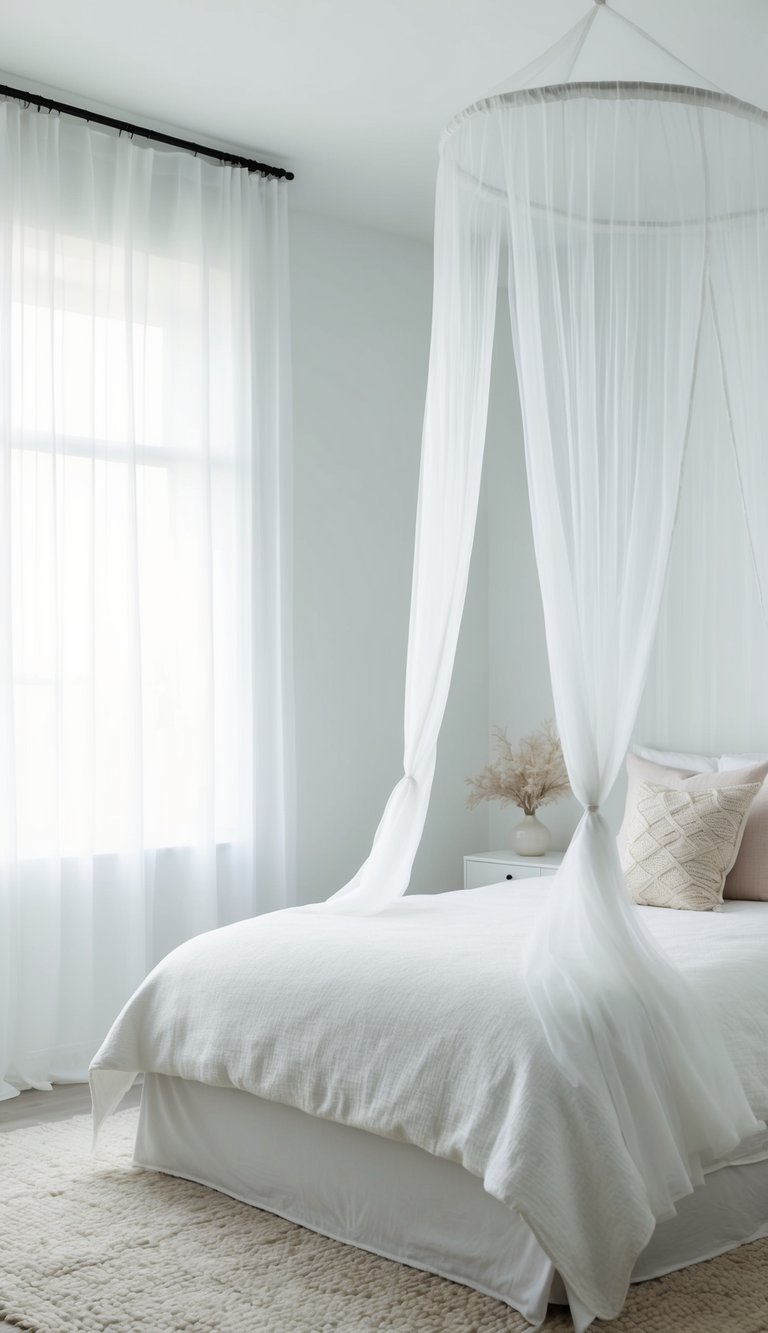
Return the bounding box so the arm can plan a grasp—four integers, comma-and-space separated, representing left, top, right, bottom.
0, 82, 294, 181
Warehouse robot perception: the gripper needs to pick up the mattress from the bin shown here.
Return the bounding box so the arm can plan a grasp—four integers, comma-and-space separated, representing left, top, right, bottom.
135, 1073, 768, 1333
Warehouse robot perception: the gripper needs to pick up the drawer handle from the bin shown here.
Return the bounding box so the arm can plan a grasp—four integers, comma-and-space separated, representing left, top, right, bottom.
506, 873, 514, 881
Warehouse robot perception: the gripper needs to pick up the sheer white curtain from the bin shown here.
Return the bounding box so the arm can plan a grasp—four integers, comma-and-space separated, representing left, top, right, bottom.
638, 295, 768, 755
637, 107, 768, 755
708, 117, 768, 625
499, 89, 762, 1215
319, 78, 766, 1230
322, 145, 501, 914
0, 101, 293, 1099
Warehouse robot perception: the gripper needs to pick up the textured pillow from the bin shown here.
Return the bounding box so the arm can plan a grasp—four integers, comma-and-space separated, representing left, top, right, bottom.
720, 753, 768, 901
633, 744, 718, 773
622, 780, 761, 911
618, 753, 768, 859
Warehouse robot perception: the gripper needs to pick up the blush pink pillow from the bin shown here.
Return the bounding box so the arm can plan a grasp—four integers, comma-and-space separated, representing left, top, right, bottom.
618, 754, 768, 898
719, 754, 768, 901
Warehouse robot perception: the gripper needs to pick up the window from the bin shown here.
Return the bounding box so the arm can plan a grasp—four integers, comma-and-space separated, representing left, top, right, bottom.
9, 227, 243, 857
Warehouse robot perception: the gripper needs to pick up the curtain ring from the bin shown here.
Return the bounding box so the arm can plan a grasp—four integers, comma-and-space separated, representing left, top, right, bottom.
586, 804, 599, 813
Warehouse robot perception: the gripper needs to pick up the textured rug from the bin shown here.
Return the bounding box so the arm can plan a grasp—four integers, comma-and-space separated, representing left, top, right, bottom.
1, 1110, 768, 1333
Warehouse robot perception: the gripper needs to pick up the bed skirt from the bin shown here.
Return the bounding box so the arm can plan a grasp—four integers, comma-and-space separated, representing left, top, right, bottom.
132, 1075, 768, 1333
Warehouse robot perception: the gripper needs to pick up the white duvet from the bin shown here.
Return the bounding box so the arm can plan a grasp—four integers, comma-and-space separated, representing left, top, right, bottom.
90, 883, 768, 1320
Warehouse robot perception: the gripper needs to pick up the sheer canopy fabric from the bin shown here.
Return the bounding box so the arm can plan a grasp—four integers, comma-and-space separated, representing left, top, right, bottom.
323, 149, 501, 913
708, 130, 768, 621
500, 88, 762, 1217
321, 31, 768, 1318
0, 101, 293, 1098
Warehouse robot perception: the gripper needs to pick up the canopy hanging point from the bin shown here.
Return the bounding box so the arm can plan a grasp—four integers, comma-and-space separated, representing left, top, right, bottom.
446, 6, 766, 229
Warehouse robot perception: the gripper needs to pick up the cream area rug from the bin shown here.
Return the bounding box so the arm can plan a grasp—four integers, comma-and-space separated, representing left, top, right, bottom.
2, 1111, 768, 1333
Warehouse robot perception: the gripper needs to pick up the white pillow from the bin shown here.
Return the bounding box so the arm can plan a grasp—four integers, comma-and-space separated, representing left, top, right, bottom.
719, 752, 768, 770
633, 744, 717, 773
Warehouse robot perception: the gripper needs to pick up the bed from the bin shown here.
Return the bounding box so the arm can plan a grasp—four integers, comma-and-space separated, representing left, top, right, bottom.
90, 881, 768, 1332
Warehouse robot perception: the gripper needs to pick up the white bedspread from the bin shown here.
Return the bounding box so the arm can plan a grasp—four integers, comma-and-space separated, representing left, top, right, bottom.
90, 884, 768, 1320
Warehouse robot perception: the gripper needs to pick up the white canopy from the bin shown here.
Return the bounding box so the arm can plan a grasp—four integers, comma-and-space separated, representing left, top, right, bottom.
320, 1, 768, 1313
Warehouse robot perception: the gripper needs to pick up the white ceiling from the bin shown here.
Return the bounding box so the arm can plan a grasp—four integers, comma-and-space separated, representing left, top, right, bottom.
1, 0, 767, 240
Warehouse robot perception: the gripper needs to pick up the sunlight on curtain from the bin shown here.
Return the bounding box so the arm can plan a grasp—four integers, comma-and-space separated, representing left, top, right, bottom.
0, 102, 293, 1097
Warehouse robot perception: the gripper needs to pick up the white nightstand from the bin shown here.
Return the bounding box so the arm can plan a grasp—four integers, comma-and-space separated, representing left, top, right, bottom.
463, 849, 564, 890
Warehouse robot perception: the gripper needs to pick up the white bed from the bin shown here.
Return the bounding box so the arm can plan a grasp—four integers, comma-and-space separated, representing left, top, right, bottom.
91, 883, 768, 1331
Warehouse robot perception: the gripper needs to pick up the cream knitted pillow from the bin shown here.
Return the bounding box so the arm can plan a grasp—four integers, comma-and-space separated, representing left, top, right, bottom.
622, 780, 761, 911
618, 753, 768, 857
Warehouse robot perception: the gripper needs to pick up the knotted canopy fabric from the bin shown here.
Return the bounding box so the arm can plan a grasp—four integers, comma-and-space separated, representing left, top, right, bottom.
321, 0, 768, 1296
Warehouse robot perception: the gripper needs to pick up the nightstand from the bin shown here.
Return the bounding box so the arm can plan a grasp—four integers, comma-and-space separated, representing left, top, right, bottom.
463, 849, 564, 890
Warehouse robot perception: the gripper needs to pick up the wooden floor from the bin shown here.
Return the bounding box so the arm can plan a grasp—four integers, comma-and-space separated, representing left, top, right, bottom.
0, 1080, 141, 1132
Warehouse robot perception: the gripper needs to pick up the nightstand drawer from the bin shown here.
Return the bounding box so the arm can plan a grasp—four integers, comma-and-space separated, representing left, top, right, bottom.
463, 851, 564, 890
464, 859, 542, 889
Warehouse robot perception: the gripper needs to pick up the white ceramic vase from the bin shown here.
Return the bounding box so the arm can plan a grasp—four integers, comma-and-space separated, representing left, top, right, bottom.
510, 812, 550, 857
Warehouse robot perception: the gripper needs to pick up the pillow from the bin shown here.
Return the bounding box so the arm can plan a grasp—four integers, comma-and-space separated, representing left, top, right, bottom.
720, 753, 768, 767
618, 753, 768, 859
720, 753, 768, 901
622, 779, 761, 911
633, 744, 717, 772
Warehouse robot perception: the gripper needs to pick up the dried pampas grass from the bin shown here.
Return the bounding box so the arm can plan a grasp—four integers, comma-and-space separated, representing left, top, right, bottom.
466, 720, 571, 817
